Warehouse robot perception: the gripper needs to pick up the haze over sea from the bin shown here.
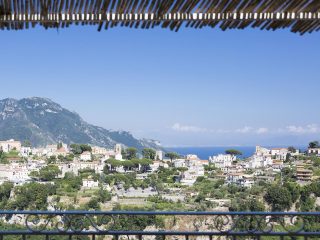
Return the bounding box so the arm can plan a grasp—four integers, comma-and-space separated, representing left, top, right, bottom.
168, 146, 307, 160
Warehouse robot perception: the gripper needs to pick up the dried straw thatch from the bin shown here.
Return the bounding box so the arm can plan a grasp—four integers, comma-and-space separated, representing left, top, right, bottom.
0, 0, 320, 34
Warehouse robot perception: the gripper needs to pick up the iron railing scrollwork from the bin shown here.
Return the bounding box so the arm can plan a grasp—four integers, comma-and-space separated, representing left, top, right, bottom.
0, 211, 319, 239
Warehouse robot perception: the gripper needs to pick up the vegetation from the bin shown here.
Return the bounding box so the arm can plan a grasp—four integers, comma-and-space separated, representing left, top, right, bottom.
0, 150, 9, 164
264, 185, 293, 211
165, 152, 180, 162
122, 147, 137, 160
30, 165, 61, 181
309, 141, 319, 149
6, 183, 56, 210
70, 144, 92, 155
22, 140, 32, 147
225, 149, 242, 156
142, 148, 156, 160
288, 146, 296, 153
104, 158, 152, 173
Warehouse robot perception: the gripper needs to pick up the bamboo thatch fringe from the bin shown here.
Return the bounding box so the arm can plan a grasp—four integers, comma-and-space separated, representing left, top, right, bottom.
0, 0, 319, 34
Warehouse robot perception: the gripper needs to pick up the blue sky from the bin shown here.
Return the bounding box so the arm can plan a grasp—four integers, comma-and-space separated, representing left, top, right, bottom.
0, 26, 319, 147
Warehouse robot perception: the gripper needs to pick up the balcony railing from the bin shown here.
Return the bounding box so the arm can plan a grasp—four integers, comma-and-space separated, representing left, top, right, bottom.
0, 211, 319, 239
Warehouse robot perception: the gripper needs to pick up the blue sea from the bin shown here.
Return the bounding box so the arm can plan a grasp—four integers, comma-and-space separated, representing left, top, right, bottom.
167, 146, 256, 160
168, 146, 307, 160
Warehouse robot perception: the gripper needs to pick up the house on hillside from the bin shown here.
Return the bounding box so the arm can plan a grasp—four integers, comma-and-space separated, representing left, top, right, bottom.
0, 139, 21, 153
80, 151, 92, 161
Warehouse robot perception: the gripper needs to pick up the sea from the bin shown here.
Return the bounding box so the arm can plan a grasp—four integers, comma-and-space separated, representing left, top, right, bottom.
167, 146, 307, 160
167, 146, 256, 160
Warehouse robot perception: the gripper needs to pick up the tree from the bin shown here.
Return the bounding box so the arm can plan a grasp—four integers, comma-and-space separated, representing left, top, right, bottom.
47, 155, 57, 164
309, 141, 319, 149
57, 142, 63, 149
142, 148, 156, 160
86, 198, 100, 210
225, 149, 242, 156
0, 150, 8, 164
35, 165, 61, 181
264, 185, 292, 211
284, 182, 300, 203
63, 173, 82, 191
287, 146, 296, 153
0, 182, 13, 208
96, 187, 112, 203
165, 152, 180, 162
80, 144, 92, 152
70, 144, 82, 154
22, 140, 32, 148
125, 147, 137, 160
70, 144, 92, 155
8, 183, 56, 210
104, 158, 122, 173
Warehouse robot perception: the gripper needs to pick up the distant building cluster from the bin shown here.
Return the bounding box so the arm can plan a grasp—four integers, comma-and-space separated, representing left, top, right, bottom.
0, 139, 316, 192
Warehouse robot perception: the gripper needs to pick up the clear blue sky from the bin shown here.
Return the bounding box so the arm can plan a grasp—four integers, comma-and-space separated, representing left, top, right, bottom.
0, 26, 319, 147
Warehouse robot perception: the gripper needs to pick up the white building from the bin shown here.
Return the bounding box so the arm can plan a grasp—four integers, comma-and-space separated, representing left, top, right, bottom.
240, 175, 255, 188
92, 146, 108, 155
80, 151, 92, 161
227, 173, 244, 184
82, 178, 99, 188
155, 150, 163, 161
115, 144, 122, 155
0, 140, 21, 153
272, 160, 284, 172
209, 154, 235, 168
308, 148, 320, 155
20, 147, 32, 157
255, 146, 271, 156
0, 163, 33, 184
271, 148, 289, 160
45, 144, 58, 154
186, 154, 200, 161
180, 158, 205, 186
173, 159, 186, 168
58, 161, 104, 178
114, 153, 123, 160
150, 161, 169, 172
247, 155, 273, 169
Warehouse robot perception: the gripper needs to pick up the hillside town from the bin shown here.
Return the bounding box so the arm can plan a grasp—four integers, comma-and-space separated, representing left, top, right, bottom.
0, 139, 319, 214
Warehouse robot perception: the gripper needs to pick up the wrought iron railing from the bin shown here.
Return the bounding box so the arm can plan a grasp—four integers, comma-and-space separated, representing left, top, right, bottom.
0, 211, 319, 239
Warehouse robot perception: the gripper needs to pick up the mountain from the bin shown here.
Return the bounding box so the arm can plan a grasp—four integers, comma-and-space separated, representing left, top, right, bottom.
0, 97, 162, 150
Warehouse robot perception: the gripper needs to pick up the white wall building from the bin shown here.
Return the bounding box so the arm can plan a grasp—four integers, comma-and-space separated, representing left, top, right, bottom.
0, 140, 21, 153
209, 154, 235, 168
155, 151, 163, 161
82, 178, 99, 188
80, 151, 92, 161
20, 147, 32, 157
271, 148, 289, 160
180, 158, 205, 186
308, 148, 320, 155
92, 146, 108, 155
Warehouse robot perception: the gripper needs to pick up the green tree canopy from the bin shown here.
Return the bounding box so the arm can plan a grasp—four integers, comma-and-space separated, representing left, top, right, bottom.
31, 165, 61, 181
309, 141, 319, 149
7, 183, 56, 210
125, 147, 137, 160
70, 144, 92, 154
22, 140, 32, 147
142, 148, 156, 160
165, 152, 180, 161
225, 149, 243, 156
57, 142, 63, 149
264, 185, 293, 211
287, 146, 296, 153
